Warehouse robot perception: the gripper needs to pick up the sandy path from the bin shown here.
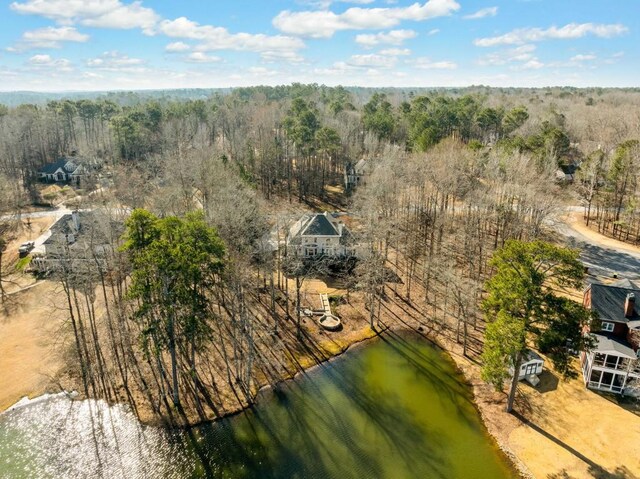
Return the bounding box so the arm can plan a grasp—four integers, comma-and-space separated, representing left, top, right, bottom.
564, 212, 640, 256
0, 281, 67, 412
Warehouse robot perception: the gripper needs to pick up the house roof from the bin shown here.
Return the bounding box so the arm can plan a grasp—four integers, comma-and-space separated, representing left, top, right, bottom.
301, 214, 340, 237
39, 157, 80, 175
588, 281, 640, 323
524, 349, 544, 363
558, 163, 578, 175
592, 333, 637, 359
610, 278, 640, 289
43, 210, 117, 247
288, 212, 355, 247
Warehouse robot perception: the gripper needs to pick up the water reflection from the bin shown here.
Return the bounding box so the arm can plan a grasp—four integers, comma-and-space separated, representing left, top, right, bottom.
0, 335, 517, 479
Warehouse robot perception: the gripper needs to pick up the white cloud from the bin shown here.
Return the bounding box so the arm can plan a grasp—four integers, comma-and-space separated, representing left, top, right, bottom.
248, 66, 278, 76
28, 53, 54, 64
11, 0, 159, 33
23, 26, 88, 45
516, 59, 544, 70
27, 53, 73, 71
185, 52, 222, 63
273, 0, 460, 38
474, 23, 628, 47
82, 71, 103, 79
82, 3, 158, 32
463, 6, 497, 20
313, 62, 354, 76
0, 67, 19, 78
412, 57, 457, 69
355, 29, 416, 47
379, 48, 411, 56
604, 51, 624, 65
546, 53, 598, 68
304, 0, 374, 6
477, 44, 537, 66
10, 26, 89, 50
260, 50, 305, 63
86, 51, 147, 71
348, 53, 397, 68
427, 28, 439, 35
570, 54, 596, 62
159, 17, 305, 55
165, 41, 190, 52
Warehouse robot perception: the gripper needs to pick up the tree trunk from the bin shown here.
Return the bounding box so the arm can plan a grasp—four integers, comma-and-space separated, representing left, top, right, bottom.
506, 351, 523, 413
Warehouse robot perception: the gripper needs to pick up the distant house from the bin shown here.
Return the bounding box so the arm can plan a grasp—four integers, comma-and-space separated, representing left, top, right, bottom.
287, 212, 356, 258
32, 210, 120, 273
38, 157, 83, 183
580, 279, 640, 397
344, 159, 369, 190
555, 163, 578, 183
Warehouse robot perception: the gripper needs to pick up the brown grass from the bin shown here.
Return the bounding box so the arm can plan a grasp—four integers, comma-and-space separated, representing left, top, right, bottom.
0, 280, 67, 411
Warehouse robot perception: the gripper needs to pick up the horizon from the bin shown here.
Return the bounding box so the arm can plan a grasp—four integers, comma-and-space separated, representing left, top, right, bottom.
3, 84, 640, 95
0, 0, 637, 92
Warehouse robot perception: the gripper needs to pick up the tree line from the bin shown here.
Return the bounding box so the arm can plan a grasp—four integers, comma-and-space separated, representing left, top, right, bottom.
1, 84, 639, 420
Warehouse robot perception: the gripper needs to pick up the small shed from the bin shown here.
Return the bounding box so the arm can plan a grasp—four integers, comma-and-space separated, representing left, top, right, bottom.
516, 350, 544, 385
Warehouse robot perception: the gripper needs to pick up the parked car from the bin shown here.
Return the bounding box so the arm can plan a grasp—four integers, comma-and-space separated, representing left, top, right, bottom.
18, 241, 35, 257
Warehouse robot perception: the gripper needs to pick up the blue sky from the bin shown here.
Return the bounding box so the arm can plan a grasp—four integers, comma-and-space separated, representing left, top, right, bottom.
0, 0, 637, 91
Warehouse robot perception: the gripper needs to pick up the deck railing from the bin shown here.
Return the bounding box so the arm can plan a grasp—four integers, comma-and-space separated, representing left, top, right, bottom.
587, 381, 623, 394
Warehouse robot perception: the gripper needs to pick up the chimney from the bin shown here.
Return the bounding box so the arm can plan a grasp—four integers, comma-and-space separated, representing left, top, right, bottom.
625, 293, 635, 318
72, 210, 80, 232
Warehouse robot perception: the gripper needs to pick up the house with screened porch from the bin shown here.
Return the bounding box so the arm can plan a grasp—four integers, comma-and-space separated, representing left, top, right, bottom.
581, 279, 640, 397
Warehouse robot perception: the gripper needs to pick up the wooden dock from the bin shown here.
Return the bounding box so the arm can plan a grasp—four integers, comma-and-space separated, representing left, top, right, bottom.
319, 293, 332, 316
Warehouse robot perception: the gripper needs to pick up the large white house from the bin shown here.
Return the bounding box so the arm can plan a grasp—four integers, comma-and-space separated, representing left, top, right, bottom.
580, 279, 640, 397
287, 212, 356, 258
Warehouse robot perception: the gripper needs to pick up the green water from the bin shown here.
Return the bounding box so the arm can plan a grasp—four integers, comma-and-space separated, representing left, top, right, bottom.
0, 334, 517, 478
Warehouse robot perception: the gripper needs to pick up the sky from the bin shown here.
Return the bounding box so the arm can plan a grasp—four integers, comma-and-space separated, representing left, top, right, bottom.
0, 0, 637, 91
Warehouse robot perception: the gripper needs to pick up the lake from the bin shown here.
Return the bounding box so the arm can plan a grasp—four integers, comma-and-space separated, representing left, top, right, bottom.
0, 334, 517, 478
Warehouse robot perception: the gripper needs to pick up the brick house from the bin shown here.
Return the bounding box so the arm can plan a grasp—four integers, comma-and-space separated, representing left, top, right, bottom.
581, 279, 640, 396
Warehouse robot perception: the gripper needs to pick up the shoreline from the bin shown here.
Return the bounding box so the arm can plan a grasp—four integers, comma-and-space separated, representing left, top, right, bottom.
1, 324, 527, 478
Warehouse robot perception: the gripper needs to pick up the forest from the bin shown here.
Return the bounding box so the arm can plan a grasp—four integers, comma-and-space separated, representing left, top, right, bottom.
0, 84, 639, 423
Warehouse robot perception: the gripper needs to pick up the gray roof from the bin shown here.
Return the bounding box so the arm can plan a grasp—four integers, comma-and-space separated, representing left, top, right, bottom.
301, 214, 340, 237
43, 213, 76, 244
610, 278, 640, 289
524, 349, 544, 363
39, 157, 79, 175
589, 281, 640, 323
592, 333, 637, 359
44, 210, 118, 247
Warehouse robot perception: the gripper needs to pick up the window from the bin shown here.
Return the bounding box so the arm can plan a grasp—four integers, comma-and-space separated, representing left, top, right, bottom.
601, 322, 615, 332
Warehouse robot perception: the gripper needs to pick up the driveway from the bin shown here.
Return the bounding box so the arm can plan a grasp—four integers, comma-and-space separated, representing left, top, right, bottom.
551, 213, 640, 279
0, 207, 72, 222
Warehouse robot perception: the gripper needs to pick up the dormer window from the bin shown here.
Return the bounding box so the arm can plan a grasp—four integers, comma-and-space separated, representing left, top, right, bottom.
601, 322, 615, 332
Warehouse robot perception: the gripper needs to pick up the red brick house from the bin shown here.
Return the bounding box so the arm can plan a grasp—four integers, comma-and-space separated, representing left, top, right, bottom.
581, 279, 640, 396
